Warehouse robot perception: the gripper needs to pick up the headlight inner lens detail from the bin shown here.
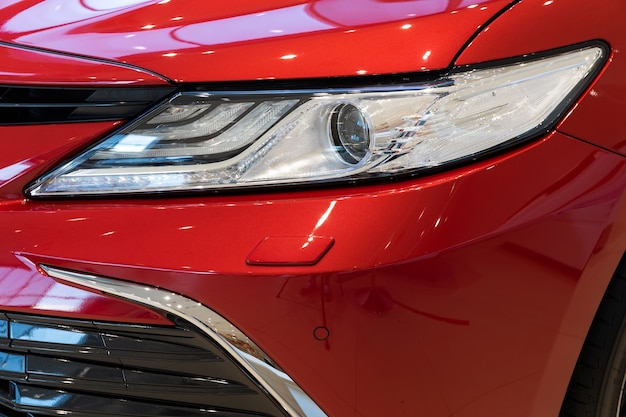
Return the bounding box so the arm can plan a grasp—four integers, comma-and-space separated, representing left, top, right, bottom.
27, 45, 606, 197
329, 103, 372, 165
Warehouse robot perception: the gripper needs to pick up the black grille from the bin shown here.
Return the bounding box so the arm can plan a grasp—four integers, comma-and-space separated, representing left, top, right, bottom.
0, 86, 175, 124
0, 312, 286, 417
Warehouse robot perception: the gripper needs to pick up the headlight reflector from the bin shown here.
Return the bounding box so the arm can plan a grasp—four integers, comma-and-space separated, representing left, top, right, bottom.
27, 45, 606, 197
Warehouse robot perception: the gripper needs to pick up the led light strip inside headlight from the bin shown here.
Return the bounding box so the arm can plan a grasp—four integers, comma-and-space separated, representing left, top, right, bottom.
27, 44, 606, 197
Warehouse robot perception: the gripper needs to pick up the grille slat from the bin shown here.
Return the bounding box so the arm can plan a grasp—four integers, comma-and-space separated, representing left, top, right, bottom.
9, 383, 264, 417
0, 313, 285, 417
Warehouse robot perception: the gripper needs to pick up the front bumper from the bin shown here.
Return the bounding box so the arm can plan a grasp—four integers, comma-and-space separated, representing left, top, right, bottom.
1, 129, 626, 416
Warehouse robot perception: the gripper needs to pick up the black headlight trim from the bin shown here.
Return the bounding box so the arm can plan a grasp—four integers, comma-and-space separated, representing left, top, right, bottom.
0, 86, 176, 125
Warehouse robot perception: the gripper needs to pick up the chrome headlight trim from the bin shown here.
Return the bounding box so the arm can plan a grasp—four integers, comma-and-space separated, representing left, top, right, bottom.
40, 265, 327, 417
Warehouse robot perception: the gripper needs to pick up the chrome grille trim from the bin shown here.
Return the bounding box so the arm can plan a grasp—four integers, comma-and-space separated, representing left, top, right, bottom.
40, 265, 327, 417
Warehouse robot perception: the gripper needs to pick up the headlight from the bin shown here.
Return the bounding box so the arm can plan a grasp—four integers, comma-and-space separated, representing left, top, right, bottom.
27, 44, 606, 197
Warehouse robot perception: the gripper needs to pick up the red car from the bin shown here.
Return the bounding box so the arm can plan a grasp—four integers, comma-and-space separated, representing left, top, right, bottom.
0, 0, 625, 416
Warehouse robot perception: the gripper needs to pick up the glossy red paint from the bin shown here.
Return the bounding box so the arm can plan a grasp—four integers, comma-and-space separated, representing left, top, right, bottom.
0, 255, 168, 324
0, 0, 625, 417
0, 122, 121, 199
455, 0, 626, 156
0, 43, 170, 85
246, 236, 335, 266
0, 0, 514, 81
5, 133, 621, 277
2, 131, 625, 416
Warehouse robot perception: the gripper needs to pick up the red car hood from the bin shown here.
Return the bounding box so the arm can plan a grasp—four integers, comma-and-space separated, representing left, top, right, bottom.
0, 0, 513, 83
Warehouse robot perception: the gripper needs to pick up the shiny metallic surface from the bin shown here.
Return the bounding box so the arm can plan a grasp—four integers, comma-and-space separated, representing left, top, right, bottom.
0, 310, 287, 416
40, 264, 327, 417
0, 0, 514, 81
0, 1, 624, 417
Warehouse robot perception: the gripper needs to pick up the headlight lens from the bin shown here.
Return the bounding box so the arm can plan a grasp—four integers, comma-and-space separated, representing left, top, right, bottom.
27, 45, 606, 197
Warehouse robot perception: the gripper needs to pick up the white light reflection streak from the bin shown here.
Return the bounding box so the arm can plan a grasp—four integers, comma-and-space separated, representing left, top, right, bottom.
313, 201, 337, 231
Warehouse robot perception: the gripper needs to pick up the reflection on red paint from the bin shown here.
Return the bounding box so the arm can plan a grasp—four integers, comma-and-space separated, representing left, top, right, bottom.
0, 0, 512, 80
0, 257, 168, 324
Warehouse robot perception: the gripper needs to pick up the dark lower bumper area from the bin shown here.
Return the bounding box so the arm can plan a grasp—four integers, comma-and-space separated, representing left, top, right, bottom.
0, 312, 285, 417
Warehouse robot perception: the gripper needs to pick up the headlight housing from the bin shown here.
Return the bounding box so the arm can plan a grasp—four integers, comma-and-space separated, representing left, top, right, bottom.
27, 44, 606, 197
